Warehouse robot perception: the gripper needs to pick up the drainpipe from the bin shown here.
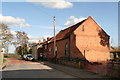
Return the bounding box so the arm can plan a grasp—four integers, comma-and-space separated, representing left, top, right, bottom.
84, 50, 85, 59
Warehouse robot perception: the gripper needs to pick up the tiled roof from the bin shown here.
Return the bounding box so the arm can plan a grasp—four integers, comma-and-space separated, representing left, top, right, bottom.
49, 19, 86, 43
43, 16, 110, 45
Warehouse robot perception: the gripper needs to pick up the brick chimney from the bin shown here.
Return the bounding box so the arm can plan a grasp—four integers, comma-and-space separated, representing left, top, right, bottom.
43, 39, 46, 42
38, 40, 41, 43
47, 37, 51, 41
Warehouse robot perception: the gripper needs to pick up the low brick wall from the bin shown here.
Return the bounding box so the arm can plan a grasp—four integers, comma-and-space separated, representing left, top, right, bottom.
57, 60, 86, 69
107, 68, 120, 78
106, 60, 120, 78
85, 63, 107, 76
50, 57, 120, 78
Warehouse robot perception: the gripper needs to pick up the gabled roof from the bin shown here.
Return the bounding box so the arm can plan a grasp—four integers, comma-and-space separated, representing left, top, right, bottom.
45, 16, 109, 44
49, 19, 86, 43
88, 16, 110, 37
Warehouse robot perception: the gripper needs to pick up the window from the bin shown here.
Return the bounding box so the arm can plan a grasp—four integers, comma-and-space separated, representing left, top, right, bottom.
45, 45, 47, 49
49, 48, 51, 54
55, 47, 57, 52
54, 46, 58, 57
65, 42, 69, 57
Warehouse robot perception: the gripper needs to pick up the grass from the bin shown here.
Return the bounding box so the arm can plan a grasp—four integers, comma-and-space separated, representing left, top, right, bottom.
4, 54, 21, 59
3, 58, 6, 63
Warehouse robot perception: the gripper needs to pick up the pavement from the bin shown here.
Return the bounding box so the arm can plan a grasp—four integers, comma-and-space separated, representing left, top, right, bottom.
39, 61, 105, 78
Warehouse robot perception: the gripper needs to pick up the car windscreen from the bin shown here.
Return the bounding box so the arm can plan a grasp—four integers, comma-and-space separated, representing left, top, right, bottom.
27, 55, 33, 57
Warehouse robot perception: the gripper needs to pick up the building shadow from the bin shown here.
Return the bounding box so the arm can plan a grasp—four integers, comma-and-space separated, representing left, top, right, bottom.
2, 68, 76, 78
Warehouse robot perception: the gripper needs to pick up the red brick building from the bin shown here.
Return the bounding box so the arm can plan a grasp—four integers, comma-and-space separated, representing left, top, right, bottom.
43, 16, 110, 62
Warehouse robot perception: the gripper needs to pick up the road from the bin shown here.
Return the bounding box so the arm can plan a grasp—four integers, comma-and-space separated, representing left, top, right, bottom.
2, 58, 76, 78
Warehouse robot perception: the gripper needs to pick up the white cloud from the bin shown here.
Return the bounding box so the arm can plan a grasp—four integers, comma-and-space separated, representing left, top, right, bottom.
9, 30, 52, 43
26, 0, 59, 2
70, 16, 75, 19
10, 30, 17, 39
78, 0, 119, 2
64, 16, 87, 26
40, 1, 73, 9
19, 24, 30, 27
28, 35, 52, 43
34, 25, 63, 30
0, 14, 30, 27
2, 0, 120, 2
26, 0, 73, 9
10, 30, 16, 35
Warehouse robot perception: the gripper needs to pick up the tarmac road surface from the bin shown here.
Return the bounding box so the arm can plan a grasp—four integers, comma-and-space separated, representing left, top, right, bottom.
2, 58, 76, 78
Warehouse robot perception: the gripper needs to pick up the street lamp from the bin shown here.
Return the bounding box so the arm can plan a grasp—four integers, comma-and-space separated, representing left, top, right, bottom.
53, 16, 56, 57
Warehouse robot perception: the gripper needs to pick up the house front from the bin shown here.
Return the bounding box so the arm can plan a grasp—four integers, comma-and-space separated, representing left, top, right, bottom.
44, 16, 110, 62
110, 50, 120, 59
32, 43, 43, 60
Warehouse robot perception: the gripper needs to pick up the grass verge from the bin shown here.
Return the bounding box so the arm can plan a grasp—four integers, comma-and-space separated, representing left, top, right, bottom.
3, 58, 7, 63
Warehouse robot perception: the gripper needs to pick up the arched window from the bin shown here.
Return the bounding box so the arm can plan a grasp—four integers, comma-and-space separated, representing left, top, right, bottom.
65, 42, 69, 57
49, 47, 51, 54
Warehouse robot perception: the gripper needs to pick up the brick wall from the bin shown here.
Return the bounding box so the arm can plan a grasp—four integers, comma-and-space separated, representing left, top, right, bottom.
72, 17, 110, 62
45, 17, 110, 62
45, 39, 69, 59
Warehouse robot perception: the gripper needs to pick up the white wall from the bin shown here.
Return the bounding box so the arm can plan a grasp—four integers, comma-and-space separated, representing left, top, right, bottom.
32, 46, 38, 60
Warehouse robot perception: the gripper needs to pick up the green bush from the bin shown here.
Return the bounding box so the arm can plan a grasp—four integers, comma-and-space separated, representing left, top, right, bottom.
3, 58, 6, 63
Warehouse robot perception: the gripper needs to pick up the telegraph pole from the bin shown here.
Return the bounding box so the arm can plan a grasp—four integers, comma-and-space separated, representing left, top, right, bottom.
53, 16, 56, 57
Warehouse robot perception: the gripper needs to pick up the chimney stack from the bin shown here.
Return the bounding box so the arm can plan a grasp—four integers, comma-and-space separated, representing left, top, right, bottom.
47, 37, 51, 41
43, 39, 46, 42
38, 40, 41, 43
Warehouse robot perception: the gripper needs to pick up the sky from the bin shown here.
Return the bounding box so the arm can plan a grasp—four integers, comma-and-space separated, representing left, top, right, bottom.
0, 0, 119, 53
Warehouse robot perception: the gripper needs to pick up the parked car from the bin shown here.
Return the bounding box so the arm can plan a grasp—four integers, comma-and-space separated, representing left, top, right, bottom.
23, 54, 34, 61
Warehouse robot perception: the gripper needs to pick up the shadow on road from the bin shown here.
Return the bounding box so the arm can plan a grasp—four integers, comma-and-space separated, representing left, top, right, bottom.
2, 68, 76, 78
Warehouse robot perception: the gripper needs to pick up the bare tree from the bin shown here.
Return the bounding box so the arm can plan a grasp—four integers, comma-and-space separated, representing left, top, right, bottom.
12, 41, 18, 48
15, 31, 29, 56
16, 31, 29, 45
0, 24, 13, 54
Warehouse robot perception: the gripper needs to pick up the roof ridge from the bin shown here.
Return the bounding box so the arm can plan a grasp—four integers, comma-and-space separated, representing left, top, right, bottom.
49, 19, 86, 43
61, 19, 86, 32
